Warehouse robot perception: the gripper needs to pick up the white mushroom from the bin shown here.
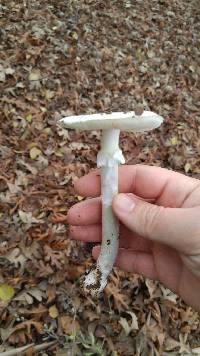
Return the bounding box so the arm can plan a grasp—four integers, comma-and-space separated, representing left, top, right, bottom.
60, 111, 163, 297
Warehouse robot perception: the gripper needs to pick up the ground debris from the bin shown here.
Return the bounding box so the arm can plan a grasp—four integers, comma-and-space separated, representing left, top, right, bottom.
0, 0, 200, 354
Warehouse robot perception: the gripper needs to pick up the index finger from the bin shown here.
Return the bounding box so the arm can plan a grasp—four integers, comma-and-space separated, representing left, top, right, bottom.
74, 165, 199, 208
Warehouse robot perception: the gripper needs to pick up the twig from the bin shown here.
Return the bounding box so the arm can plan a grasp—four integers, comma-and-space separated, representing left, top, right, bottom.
0, 341, 56, 356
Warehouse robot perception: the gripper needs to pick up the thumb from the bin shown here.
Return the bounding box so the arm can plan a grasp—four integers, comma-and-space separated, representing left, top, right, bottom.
112, 193, 200, 254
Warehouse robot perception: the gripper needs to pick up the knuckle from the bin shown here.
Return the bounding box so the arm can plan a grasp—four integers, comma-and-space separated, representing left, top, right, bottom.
142, 204, 165, 239
181, 254, 200, 278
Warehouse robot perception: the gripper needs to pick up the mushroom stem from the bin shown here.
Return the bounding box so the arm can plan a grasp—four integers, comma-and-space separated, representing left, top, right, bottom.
83, 129, 125, 296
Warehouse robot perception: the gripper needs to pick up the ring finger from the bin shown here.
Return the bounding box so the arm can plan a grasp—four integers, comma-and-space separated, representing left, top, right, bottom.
69, 223, 152, 252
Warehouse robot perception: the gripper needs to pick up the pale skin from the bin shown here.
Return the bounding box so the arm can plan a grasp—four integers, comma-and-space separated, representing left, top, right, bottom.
67, 165, 200, 311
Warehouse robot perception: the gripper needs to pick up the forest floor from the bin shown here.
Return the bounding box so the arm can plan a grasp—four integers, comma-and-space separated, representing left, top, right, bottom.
0, 0, 200, 354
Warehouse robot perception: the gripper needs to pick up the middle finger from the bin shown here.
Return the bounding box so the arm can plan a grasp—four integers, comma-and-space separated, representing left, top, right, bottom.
67, 197, 101, 226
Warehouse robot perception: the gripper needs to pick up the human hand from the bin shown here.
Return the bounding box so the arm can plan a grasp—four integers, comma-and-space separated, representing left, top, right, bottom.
67, 165, 200, 310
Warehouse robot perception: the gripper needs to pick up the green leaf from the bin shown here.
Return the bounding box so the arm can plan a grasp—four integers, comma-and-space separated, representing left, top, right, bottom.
170, 136, 179, 146
25, 113, 33, 123
0, 284, 15, 301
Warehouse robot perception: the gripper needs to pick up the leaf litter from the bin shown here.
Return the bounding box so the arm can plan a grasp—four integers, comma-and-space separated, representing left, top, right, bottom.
0, 0, 200, 354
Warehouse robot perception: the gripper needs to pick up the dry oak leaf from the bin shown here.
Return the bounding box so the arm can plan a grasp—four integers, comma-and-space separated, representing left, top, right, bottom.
5, 248, 27, 271
105, 282, 129, 310
60, 316, 80, 335
0, 320, 43, 342
18, 305, 47, 317
44, 245, 64, 269
14, 288, 45, 305
119, 311, 139, 336
12, 320, 44, 335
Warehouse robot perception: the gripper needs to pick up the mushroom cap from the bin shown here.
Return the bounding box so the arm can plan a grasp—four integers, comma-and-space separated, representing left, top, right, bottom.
60, 111, 163, 131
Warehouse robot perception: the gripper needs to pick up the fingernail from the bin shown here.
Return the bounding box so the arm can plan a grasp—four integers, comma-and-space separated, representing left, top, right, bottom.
114, 194, 136, 213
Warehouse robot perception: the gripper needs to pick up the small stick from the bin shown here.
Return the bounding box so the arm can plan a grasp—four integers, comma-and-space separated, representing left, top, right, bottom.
0, 341, 56, 356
